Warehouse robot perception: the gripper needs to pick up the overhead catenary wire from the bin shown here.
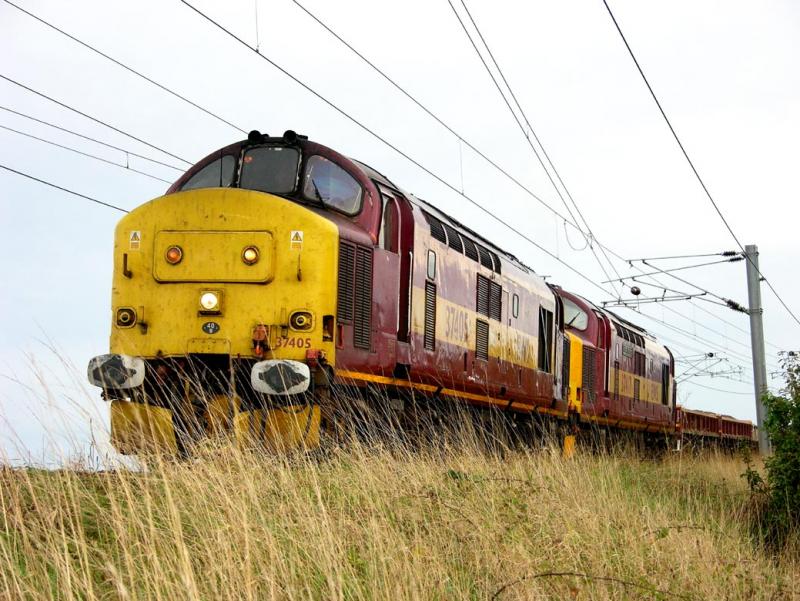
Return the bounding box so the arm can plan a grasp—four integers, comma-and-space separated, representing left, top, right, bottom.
630, 251, 739, 262
620, 305, 774, 374
179, 0, 618, 301
6, 0, 619, 296
460, 0, 619, 294
7, 0, 769, 377
680, 380, 753, 396
601, 259, 782, 359
617, 298, 762, 364
289, 0, 780, 359
688, 296, 783, 352
184, 0, 777, 372
601, 0, 800, 329
0, 0, 779, 421
0, 164, 129, 213
0, 105, 185, 171
619, 300, 781, 373
447, 0, 626, 298
623, 305, 779, 370
289, 0, 589, 239
623, 261, 745, 308
602, 256, 744, 283
659, 303, 768, 356
1, 0, 247, 135
603, 240, 785, 353
0, 124, 173, 184
0, 73, 192, 166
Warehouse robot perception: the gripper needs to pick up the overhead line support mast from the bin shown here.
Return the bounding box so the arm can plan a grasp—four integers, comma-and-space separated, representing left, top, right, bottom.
745, 244, 770, 454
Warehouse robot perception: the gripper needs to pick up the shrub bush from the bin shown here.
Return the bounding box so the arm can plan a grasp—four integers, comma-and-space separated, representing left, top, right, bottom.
745, 351, 800, 550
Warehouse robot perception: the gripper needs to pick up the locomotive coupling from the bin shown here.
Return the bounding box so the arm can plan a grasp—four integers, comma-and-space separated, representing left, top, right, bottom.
251, 360, 311, 396
87, 354, 146, 390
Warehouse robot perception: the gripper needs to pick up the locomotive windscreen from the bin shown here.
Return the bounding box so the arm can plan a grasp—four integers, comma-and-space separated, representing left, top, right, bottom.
180, 154, 236, 191
239, 146, 300, 194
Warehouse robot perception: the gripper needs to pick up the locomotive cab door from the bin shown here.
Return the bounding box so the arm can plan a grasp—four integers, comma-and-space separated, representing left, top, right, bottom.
373, 185, 414, 371
371, 188, 402, 369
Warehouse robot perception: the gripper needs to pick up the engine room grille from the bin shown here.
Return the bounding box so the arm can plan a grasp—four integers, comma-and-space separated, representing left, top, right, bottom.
477, 245, 494, 270
476, 319, 489, 360
424, 282, 436, 350
582, 346, 596, 403
423, 212, 447, 244
476, 274, 502, 321
337, 242, 355, 322
463, 237, 479, 262
443, 223, 464, 253
422, 210, 501, 273
476, 275, 490, 316
353, 246, 373, 349
488, 281, 502, 321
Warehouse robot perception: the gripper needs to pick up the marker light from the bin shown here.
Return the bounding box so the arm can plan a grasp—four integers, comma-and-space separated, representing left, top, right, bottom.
165, 245, 183, 265
242, 246, 259, 265
200, 291, 220, 312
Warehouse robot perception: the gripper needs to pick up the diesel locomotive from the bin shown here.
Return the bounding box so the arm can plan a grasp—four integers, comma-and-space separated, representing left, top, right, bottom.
87, 130, 756, 454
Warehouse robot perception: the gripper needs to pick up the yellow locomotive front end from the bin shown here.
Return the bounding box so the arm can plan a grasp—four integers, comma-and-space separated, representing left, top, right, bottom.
87, 132, 346, 455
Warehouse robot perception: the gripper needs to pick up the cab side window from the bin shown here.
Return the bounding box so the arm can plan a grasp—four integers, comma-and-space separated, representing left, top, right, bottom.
379, 195, 399, 253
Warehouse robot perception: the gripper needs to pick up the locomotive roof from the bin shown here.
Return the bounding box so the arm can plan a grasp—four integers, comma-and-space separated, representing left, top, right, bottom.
349, 156, 538, 277
603, 308, 653, 338
411, 196, 535, 275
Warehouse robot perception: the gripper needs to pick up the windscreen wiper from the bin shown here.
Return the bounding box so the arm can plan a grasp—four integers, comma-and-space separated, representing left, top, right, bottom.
310, 179, 325, 205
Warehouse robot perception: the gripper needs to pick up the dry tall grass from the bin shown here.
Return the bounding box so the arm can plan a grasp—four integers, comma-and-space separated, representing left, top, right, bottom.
2, 433, 798, 600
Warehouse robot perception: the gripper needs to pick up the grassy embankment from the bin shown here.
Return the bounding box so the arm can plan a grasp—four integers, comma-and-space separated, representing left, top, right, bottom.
1, 438, 798, 600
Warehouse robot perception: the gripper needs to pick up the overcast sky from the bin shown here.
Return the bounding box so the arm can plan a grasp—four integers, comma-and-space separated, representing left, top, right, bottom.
1, 0, 798, 464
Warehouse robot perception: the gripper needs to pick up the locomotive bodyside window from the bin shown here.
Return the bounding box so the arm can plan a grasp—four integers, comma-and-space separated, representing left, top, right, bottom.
239, 146, 300, 194
181, 155, 236, 191
427, 250, 436, 280
303, 155, 363, 215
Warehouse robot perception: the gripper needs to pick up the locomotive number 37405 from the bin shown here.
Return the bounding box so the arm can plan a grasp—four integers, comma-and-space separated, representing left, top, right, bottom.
274, 337, 312, 349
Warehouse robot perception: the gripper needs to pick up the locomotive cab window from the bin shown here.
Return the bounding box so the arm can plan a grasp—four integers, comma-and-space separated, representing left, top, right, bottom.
563, 298, 588, 330
379, 195, 399, 253
538, 307, 554, 373
239, 146, 300, 194
181, 155, 236, 191
303, 155, 362, 215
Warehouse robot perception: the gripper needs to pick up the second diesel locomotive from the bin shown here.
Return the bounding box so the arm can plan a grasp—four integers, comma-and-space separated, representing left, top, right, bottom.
87, 130, 753, 454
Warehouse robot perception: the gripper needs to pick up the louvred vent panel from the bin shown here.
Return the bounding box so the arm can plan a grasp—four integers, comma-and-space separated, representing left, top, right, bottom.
337, 242, 355, 322
353, 246, 372, 349
424, 212, 447, 244
424, 282, 436, 350
476, 319, 489, 361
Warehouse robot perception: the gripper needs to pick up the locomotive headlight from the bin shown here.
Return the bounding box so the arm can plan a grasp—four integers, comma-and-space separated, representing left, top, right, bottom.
199, 290, 222, 314
242, 246, 259, 265
165, 245, 183, 265
116, 307, 136, 328
290, 310, 313, 331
